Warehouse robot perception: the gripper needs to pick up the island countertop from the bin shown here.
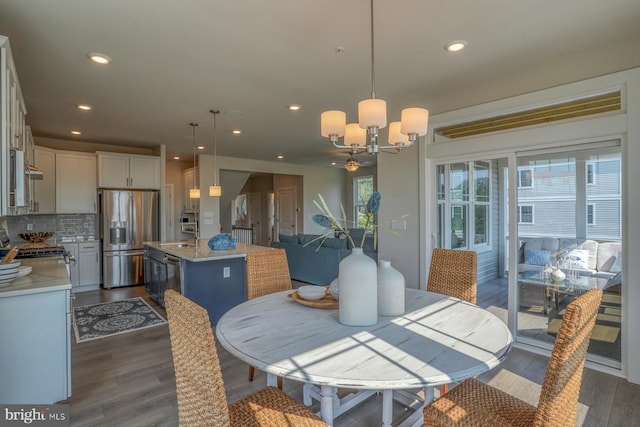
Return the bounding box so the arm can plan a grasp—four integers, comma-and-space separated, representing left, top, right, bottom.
0, 258, 72, 298
143, 240, 273, 262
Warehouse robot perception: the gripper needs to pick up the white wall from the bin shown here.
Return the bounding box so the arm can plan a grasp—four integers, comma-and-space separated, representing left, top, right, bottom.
419, 67, 640, 383
197, 154, 345, 239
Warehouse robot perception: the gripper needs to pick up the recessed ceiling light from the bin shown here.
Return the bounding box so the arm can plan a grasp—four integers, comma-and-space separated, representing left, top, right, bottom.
173, 156, 181, 160
288, 104, 301, 111
276, 155, 284, 159
445, 40, 468, 53
77, 104, 93, 111
197, 146, 205, 150
70, 130, 82, 135
88, 53, 111, 64
232, 129, 242, 134
331, 162, 337, 166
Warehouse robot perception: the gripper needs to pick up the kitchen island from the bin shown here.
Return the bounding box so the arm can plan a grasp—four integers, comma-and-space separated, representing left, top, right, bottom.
0, 258, 72, 404
143, 240, 273, 324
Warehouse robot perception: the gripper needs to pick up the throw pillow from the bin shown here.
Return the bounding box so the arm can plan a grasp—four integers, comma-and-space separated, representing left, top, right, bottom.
567, 249, 589, 270
610, 251, 622, 273
322, 238, 348, 249
278, 233, 298, 244
524, 248, 550, 266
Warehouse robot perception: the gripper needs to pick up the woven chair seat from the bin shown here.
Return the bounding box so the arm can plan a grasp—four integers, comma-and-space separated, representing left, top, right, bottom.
229, 386, 326, 427
424, 378, 536, 426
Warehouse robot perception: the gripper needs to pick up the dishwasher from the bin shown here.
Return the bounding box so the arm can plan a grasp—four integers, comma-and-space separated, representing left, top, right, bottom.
144, 247, 181, 307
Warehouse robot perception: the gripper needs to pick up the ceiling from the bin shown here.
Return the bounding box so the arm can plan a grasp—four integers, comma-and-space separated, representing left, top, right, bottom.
2, 0, 640, 168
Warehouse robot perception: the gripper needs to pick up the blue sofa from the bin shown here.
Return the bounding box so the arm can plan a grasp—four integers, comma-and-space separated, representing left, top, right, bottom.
271, 231, 377, 285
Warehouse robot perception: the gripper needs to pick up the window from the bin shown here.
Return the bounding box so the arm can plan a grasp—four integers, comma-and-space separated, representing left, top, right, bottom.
518, 205, 534, 224
587, 203, 595, 225
436, 161, 492, 249
354, 176, 374, 228
518, 168, 533, 188
587, 163, 595, 185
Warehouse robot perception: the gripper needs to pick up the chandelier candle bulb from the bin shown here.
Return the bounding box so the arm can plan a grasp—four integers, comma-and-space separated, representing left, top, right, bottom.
358, 98, 387, 129
400, 108, 429, 139
344, 123, 367, 147
321, 110, 347, 139
388, 121, 410, 146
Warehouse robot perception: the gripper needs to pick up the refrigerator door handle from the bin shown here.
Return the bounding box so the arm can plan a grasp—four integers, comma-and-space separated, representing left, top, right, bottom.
104, 251, 146, 257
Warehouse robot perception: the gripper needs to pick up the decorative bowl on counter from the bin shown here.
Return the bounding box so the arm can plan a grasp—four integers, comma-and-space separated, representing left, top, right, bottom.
18, 232, 54, 243
297, 285, 327, 301
17, 266, 32, 277
0, 260, 21, 286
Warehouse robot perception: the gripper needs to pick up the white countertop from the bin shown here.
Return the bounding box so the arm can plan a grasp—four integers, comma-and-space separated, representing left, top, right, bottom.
0, 258, 71, 298
143, 240, 273, 262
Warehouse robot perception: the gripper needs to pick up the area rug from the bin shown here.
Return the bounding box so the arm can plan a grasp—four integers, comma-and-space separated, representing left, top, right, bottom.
73, 297, 167, 343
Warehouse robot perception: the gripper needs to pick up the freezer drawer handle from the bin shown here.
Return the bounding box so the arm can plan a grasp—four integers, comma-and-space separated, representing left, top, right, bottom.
104, 251, 146, 257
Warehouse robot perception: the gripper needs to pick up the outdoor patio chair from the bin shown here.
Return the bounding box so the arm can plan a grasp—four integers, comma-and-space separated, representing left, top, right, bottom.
423, 288, 603, 426
246, 248, 292, 388
164, 290, 326, 427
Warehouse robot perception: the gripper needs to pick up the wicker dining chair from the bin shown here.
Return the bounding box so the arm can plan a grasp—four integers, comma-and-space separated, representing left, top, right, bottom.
427, 248, 477, 396
246, 249, 292, 387
427, 248, 477, 305
164, 290, 327, 427
423, 288, 603, 427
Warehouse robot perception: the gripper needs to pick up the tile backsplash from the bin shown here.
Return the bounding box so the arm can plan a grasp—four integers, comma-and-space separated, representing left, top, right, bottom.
1, 214, 97, 244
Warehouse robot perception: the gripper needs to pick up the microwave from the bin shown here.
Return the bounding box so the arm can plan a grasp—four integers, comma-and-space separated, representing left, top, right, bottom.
9, 149, 26, 208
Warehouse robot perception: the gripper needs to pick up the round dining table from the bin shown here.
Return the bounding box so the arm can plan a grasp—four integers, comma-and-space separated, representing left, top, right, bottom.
216, 288, 512, 427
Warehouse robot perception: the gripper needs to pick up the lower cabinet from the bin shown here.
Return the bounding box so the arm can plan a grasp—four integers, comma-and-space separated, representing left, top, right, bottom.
64, 241, 101, 291
0, 287, 71, 404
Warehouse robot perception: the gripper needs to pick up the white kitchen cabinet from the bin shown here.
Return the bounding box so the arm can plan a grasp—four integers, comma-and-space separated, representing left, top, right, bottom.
78, 241, 101, 288
32, 145, 56, 213
64, 243, 79, 286
56, 152, 97, 213
97, 152, 161, 189
0, 286, 71, 404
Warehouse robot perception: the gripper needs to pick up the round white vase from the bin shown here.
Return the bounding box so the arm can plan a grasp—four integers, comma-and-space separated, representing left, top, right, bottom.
338, 247, 378, 326
377, 260, 405, 316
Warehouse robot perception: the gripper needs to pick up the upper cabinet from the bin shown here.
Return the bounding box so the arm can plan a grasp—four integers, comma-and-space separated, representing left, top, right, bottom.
56, 152, 97, 213
97, 152, 161, 189
32, 145, 56, 213
0, 36, 29, 216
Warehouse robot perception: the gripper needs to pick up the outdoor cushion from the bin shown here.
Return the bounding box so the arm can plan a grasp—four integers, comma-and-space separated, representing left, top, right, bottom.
577, 239, 599, 270
567, 249, 589, 270
610, 251, 622, 273
597, 242, 622, 272
525, 248, 550, 266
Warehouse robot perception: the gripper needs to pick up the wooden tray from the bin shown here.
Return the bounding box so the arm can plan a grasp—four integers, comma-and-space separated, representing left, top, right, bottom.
288, 287, 338, 309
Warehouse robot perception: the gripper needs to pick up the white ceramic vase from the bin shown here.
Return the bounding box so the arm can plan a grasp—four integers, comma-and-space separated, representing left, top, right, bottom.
377, 260, 405, 316
338, 247, 378, 326
551, 268, 566, 282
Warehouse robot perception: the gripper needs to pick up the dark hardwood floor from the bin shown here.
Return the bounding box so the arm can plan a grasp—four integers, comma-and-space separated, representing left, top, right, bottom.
65, 282, 640, 426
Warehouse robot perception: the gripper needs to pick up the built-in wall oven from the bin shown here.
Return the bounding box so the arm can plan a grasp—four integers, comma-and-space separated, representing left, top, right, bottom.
144, 247, 181, 307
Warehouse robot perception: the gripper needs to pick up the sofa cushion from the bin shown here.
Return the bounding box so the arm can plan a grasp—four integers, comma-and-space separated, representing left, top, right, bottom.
524, 248, 550, 266
322, 238, 348, 249
298, 233, 321, 246
525, 237, 560, 253
610, 251, 622, 273
278, 233, 298, 244
576, 239, 598, 270
597, 242, 622, 272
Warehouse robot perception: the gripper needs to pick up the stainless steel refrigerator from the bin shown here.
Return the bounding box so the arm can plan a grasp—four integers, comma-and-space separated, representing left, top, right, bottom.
99, 189, 159, 288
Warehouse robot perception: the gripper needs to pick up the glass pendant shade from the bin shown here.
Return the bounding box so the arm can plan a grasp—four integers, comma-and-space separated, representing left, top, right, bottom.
321, 110, 347, 137
388, 121, 410, 146
209, 185, 222, 197
344, 123, 367, 147
400, 107, 429, 136
190, 188, 200, 199
358, 98, 387, 129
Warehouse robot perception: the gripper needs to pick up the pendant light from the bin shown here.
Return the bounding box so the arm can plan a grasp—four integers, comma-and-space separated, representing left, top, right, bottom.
189, 122, 200, 199
209, 109, 222, 197
320, 0, 429, 154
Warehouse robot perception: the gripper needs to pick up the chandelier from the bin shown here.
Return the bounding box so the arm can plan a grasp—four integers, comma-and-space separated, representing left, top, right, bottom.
189, 123, 200, 199
209, 109, 222, 197
321, 0, 429, 154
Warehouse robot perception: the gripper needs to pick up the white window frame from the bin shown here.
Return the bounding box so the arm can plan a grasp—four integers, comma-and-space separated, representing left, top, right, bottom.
353, 175, 374, 229
587, 162, 596, 185
587, 203, 596, 225
518, 204, 534, 224
518, 168, 534, 188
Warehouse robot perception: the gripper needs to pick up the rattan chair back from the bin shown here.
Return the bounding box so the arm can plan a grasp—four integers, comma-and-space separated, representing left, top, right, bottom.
246, 249, 292, 300
533, 288, 603, 426
427, 248, 477, 304
165, 289, 231, 427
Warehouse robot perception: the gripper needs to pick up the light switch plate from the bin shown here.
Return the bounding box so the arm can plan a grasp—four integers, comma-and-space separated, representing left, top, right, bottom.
391, 219, 406, 230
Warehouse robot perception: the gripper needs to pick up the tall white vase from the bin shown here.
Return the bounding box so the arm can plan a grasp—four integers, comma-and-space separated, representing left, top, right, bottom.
377, 260, 405, 316
338, 247, 378, 326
